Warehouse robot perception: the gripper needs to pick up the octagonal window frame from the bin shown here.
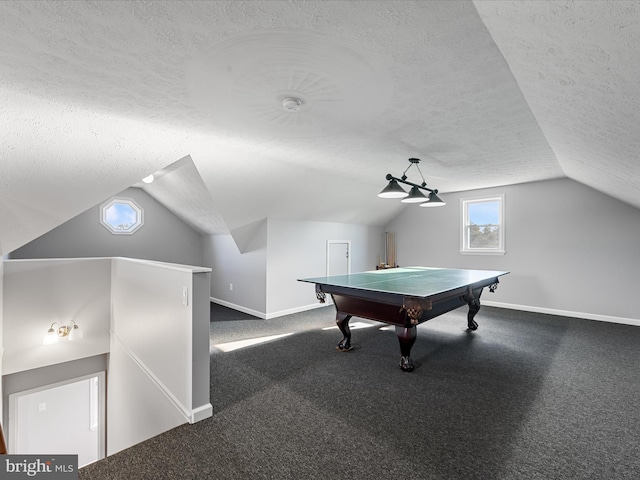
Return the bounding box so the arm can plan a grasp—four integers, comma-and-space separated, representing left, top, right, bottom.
100, 197, 144, 235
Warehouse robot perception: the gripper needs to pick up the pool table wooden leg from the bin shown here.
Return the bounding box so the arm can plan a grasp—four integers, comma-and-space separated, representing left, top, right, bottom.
395, 325, 417, 372
466, 287, 483, 330
467, 299, 480, 330
336, 312, 353, 352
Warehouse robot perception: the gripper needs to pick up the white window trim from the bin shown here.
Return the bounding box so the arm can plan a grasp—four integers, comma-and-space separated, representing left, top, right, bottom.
100, 197, 144, 235
460, 194, 505, 255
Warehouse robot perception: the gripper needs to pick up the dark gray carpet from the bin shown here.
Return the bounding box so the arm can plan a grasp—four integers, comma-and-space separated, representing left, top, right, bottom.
210, 303, 261, 322
80, 305, 640, 480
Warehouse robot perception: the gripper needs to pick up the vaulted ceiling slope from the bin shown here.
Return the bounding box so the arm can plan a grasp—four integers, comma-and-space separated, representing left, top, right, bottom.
1, 1, 638, 255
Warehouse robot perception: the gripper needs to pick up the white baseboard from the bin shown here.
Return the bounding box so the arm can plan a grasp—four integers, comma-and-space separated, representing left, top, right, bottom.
264, 302, 332, 320
210, 298, 267, 319
211, 298, 639, 328
483, 300, 640, 327
210, 297, 332, 320
190, 403, 213, 424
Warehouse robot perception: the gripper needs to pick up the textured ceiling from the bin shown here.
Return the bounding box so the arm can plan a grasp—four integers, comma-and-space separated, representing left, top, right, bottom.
1, 1, 638, 255
475, 0, 640, 204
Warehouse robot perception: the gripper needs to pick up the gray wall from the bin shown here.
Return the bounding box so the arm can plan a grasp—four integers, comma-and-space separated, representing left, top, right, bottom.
267, 218, 385, 316
203, 218, 385, 318
9, 188, 205, 267
386, 178, 640, 321
203, 221, 268, 315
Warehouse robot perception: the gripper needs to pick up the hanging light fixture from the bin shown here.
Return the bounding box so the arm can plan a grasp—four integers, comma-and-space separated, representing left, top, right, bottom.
42, 321, 83, 345
378, 158, 445, 207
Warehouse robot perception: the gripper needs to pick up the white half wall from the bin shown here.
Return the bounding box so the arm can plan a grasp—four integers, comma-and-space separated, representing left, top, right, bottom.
108, 258, 212, 455
385, 178, 640, 323
111, 259, 195, 416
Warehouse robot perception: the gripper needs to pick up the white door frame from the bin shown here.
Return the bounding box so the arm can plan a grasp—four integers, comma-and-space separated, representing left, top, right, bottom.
326, 240, 351, 276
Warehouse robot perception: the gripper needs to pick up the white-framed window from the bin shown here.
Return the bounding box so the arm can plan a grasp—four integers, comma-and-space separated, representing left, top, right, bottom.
100, 198, 144, 235
460, 194, 505, 255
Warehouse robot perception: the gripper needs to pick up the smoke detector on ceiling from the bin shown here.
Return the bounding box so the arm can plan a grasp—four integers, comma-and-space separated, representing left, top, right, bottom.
282, 97, 303, 112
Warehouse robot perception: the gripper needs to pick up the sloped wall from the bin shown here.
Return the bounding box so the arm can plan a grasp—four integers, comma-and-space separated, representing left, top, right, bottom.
9, 188, 204, 267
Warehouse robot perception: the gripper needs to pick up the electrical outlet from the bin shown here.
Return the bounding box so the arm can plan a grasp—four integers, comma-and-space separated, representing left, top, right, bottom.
229, 283, 233, 291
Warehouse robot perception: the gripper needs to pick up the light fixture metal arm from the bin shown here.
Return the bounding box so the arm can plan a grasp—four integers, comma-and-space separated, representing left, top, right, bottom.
385, 173, 438, 194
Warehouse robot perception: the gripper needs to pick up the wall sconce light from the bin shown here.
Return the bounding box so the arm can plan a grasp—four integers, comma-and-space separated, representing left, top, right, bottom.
42, 321, 83, 345
378, 158, 446, 207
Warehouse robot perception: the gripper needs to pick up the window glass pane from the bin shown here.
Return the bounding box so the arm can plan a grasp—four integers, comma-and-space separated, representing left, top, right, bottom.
469, 225, 500, 248
100, 198, 144, 234
105, 203, 138, 231
468, 201, 499, 226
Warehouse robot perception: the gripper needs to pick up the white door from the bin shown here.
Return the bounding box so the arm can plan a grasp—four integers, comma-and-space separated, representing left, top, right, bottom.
10, 373, 105, 468
327, 241, 350, 276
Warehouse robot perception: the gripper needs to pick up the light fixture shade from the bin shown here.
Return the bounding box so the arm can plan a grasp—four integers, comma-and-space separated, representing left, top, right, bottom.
378, 179, 408, 198
142, 174, 155, 184
420, 192, 446, 207
401, 186, 428, 203
68, 323, 83, 341
43, 327, 59, 345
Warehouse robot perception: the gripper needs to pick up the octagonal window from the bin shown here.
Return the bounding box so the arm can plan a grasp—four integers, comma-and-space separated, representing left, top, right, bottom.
100, 198, 144, 235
